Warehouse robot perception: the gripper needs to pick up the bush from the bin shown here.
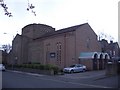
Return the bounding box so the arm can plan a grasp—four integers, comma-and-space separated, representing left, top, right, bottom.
43, 64, 59, 74
52, 66, 59, 74
15, 64, 22, 68
28, 64, 34, 68
38, 64, 44, 70
32, 62, 41, 64
44, 64, 52, 70
10, 63, 59, 73
7, 64, 12, 67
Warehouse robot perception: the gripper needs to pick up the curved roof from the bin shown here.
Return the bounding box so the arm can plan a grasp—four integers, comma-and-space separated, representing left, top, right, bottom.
79, 52, 98, 59
79, 52, 110, 59
22, 23, 54, 30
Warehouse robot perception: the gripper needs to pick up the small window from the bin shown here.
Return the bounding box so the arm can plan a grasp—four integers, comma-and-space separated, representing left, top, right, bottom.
86, 37, 90, 49
50, 52, 56, 58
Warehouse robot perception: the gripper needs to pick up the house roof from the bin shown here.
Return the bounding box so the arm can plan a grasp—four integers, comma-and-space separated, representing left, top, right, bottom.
34, 23, 88, 40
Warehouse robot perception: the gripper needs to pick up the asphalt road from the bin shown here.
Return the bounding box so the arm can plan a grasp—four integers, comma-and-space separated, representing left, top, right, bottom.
2, 70, 119, 88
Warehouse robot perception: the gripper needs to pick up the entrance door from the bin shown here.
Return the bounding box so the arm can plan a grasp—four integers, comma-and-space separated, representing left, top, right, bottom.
99, 59, 103, 70
93, 54, 98, 70
99, 54, 103, 70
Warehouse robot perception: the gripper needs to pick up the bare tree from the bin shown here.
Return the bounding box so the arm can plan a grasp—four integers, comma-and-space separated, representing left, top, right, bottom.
0, 0, 12, 17
27, 0, 36, 16
0, 0, 36, 17
98, 32, 114, 42
2, 44, 12, 53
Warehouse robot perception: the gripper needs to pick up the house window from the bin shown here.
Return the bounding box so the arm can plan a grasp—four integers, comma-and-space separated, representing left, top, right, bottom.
113, 51, 116, 56
110, 50, 112, 56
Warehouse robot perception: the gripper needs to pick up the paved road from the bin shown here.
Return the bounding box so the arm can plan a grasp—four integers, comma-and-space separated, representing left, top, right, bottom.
2, 70, 119, 88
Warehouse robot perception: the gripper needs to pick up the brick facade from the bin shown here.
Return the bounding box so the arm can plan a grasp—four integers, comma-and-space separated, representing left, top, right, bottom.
8, 23, 101, 69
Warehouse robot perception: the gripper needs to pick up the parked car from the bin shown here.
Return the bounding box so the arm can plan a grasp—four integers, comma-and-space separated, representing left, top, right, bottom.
0, 64, 6, 71
63, 64, 86, 73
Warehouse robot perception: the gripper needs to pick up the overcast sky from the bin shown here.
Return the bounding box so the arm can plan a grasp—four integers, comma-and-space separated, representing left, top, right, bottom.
0, 0, 119, 46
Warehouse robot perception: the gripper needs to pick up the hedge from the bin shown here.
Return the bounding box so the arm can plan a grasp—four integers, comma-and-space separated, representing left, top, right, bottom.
7, 63, 59, 72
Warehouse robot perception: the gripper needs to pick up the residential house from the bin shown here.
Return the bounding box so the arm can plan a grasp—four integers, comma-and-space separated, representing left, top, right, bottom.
99, 39, 120, 58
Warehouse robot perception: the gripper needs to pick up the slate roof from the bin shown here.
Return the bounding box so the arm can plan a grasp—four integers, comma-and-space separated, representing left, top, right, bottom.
34, 23, 88, 40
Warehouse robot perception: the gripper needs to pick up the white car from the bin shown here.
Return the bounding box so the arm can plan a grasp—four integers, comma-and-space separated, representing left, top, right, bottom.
0, 64, 5, 71
63, 64, 86, 73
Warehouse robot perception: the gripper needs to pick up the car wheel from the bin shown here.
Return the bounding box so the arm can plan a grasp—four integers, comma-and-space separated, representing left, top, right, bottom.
82, 69, 86, 72
70, 70, 74, 73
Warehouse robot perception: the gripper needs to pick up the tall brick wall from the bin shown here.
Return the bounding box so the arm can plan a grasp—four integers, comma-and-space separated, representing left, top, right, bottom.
12, 35, 22, 64
76, 24, 101, 57
22, 24, 55, 39
43, 34, 65, 68
28, 40, 44, 64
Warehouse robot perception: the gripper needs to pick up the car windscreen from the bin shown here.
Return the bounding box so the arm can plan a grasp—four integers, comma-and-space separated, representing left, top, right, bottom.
69, 65, 75, 67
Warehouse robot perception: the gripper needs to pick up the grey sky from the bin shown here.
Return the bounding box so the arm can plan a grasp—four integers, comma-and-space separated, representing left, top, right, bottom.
0, 0, 119, 45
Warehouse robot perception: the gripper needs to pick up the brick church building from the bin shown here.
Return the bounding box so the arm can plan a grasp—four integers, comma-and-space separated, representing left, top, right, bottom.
8, 23, 110, 70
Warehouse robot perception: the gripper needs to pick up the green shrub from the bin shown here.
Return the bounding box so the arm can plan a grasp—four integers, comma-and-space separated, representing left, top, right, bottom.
7, 64, 12, 68
52, 66, 59, 74
43, 64, 59, 74
16, 64, 22, 68
33, 64, 40, 69
32, 62, 41, 64
21, 64, 27, 68
10, 63, 59, 73
30, 64, 34, 68
13, 64, 18, 68
38, 64, 44, 70
24, 64, 28, 68
44, 64, 51, 70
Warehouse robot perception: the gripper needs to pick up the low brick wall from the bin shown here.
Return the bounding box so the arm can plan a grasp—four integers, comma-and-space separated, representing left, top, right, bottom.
105, 63, 118, 76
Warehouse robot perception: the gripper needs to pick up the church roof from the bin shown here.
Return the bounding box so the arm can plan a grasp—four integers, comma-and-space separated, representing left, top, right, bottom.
34, 23, 89, 40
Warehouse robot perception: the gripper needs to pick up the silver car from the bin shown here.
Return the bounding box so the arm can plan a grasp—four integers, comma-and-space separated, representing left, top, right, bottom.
63, 64, 86, 73
0, 64, 5, 71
